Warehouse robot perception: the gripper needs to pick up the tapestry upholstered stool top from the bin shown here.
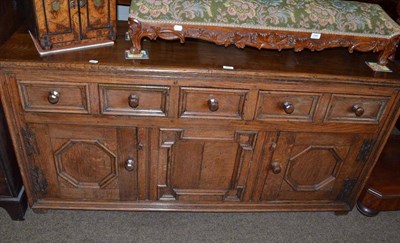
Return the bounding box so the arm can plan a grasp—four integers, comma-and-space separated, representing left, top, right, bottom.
128, 0, 400, 64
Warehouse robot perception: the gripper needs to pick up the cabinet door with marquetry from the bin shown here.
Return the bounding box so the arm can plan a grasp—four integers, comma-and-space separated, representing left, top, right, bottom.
34, 0, 80, 48
79, 0, 116, 40
25, 124, 141, 201
155, 128, 260, 202
31, 0, 116, 49
253, 132, 374, 203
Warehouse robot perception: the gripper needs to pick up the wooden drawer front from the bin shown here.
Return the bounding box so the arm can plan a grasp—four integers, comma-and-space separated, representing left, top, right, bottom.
256, 91, 321, 122
325, 95, 389, 124
100, 84, 169, 117
179, 87, 248, 119
18, 81, 89, 114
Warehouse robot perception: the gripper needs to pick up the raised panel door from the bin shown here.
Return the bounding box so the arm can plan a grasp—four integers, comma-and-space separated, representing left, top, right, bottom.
25, 124, 140, 201
254, 132, 371, 202
156, 128, 258, 202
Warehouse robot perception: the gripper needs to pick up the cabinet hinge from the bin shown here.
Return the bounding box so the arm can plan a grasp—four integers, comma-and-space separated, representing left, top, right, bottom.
21, 127, 39, 156
356, 139, 376, 163
336, 178, 357, 202
270, 142, 277, 152
31, 166, 48, 196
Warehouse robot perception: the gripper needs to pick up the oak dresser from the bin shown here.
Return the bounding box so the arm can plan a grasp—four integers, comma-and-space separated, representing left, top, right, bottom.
0, 27, 399, 214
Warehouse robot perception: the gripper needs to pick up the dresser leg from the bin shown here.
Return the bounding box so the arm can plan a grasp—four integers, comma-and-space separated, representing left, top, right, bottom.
32, 208, 48, 214
356, 200, 379, 217
334, 211, 349, 216
0, 187, 28, 221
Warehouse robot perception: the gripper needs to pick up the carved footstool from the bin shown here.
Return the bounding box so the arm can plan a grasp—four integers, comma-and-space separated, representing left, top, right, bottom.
128, 0, 400, 64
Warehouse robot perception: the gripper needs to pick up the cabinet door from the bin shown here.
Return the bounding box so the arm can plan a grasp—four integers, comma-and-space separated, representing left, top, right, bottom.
255, 132, 369, 202
156, 128, 258, 202
79, 0, 116, 40
26, 124, 139, 201
35, 0, 80, 48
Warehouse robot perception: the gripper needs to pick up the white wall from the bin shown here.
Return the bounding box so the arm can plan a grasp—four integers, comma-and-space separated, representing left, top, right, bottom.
117, 5, 129, 21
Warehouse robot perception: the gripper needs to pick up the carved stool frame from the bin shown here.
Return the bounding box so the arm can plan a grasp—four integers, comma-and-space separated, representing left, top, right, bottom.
128, 18, 400, 65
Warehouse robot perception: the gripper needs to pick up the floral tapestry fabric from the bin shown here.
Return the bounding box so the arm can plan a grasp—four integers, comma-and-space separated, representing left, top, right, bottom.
129, 0, 400, 38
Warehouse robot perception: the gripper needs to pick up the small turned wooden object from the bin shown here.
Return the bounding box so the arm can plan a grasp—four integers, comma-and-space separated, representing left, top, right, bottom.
357, 122, 400, 216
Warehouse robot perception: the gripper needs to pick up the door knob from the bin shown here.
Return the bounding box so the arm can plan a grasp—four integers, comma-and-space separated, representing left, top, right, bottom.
79, 0, 87, 7
69, 0, 77, 8
125, 159, 135, 171
271, 161, 281, 174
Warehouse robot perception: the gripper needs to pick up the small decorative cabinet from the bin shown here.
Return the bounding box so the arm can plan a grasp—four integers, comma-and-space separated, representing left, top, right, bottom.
25, 0, 116, 50
0, 30, 400, 213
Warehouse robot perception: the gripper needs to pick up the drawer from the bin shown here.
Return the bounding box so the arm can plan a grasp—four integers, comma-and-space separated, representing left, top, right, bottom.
255, 91, 321, 121
325, 95, 389, 124
18, 81, 90, 114
99, 84, 169, 117
179, 87, 248, 119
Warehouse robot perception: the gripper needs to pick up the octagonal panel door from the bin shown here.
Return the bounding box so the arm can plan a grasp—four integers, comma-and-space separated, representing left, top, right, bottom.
254, 132, 370, 202
26, 124, 141, 201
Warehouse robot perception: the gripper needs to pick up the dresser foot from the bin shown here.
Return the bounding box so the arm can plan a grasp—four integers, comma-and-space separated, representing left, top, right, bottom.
356, 200, 379, 217
32, 208, 48, 214
334, 211, 349, 216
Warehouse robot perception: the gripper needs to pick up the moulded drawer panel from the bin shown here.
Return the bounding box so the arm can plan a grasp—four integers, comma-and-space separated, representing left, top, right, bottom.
255, 91, 321, 122
18, 81, 90, 114
99, 84, 170, 117
325, 95, 389, 124
179, 87, 248, 119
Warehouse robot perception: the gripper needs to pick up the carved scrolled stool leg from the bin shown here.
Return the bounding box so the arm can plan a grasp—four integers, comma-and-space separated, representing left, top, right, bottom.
378, 36, 400, 65
128, 17, 144, 55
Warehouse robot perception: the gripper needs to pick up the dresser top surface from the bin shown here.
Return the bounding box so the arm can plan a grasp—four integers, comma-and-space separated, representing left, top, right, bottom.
1, 26, 400, 84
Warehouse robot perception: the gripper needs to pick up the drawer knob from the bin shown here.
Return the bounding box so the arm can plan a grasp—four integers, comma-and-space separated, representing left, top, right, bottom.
208, 98, 219, 112
352, 104, 365, 117
282, 101, 294, 114
271, 162, 281, 174
128, 94, 139, 108
125, 159, 135, 171
48, 90, 60, 104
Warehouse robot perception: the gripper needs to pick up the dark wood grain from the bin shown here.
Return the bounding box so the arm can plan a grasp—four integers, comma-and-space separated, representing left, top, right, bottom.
0, 0, 23, 45
117, 0, 130, 5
